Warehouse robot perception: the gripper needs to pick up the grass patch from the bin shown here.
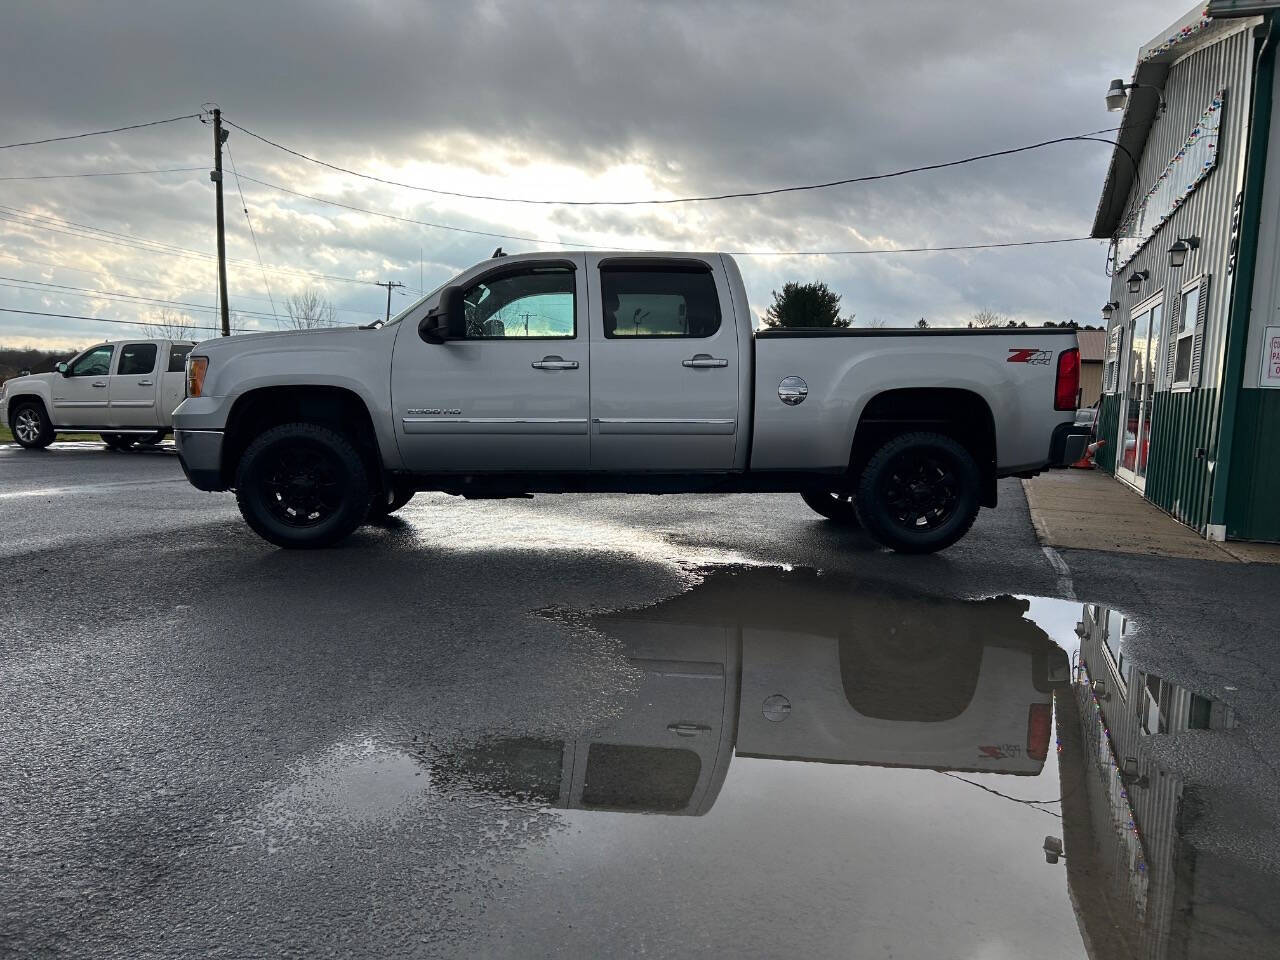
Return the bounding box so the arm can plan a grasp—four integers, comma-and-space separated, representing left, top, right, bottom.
1, 424, 105, 445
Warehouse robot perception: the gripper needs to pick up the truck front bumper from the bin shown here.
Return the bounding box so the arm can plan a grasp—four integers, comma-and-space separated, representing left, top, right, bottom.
175, 429, 226, 491
1049, 421, 1091, 468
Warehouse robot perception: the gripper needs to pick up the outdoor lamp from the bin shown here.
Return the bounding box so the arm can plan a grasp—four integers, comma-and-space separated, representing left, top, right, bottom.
1106, 78, 1166, 113
1101, 301, 1119, 321
1105, 79, 1129, 112
1127, 270, 1149, 295
1168, 236, 1200, 268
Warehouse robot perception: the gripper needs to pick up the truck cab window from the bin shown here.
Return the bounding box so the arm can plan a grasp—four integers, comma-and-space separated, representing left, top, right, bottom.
117, 343, 158, 376
601, 265, 721, 338
460, 267, 575, 339
167, 344, 193, 373
68, 345, 114, 377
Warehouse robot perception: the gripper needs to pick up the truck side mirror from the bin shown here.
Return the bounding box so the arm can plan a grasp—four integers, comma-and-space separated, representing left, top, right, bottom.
419, 285, 466, 344
55, 361, 70, 376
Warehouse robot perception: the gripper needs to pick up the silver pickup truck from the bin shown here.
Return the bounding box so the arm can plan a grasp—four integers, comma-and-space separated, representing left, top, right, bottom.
173, 251, 1085, 552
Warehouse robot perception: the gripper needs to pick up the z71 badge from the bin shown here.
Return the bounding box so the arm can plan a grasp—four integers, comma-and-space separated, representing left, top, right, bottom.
1007, 348, 1052, 365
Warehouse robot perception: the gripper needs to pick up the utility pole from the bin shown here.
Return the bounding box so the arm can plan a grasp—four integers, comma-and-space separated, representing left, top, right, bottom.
210, 108, 231, 337
375, 280, 405, 323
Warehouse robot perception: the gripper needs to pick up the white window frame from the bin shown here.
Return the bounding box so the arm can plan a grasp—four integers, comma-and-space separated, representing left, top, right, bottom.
1171, 274, 1202, 391
1127, 290, 1166, 394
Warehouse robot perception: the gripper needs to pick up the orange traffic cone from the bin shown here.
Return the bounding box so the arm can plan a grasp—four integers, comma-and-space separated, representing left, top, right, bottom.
1070, 439, 1104, 470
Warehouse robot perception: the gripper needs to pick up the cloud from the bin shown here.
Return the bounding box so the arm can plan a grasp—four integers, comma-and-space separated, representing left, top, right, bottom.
0, 0, 1176, 348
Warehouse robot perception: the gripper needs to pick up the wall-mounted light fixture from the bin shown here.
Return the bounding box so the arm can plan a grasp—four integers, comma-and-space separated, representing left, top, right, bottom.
1120, 756, 1150, 790
1127, 270, 1149, 295
1106, 78, 1166, 113
1090, 678, 1111, 701
1101, 301, 1120, 321
1168, 236, 1200, 268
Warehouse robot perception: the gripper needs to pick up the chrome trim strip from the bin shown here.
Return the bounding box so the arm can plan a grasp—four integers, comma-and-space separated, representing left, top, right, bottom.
401, 417, 588, 436
591, 417, 736, 436
108, 400, 155, 407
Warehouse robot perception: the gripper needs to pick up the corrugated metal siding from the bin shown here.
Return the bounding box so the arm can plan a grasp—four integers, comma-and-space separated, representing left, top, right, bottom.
1144, 388, 1219, 529
1226, 387, 1280, 538
1100, 25, 1257, 528
1096, 393, 1122, 472
1079, 362, 1104, 407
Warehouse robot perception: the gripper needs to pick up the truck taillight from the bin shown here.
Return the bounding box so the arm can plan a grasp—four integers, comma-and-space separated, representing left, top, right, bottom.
187, 356, 208, 397
1054, 347, 1080, 411
1027, 702, 1052, 762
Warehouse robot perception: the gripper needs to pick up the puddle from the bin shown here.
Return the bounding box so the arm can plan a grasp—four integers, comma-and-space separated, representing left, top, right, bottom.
248, 567, 1275, 958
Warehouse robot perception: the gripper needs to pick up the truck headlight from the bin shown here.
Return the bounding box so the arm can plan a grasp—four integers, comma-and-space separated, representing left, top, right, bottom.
186, 356, 209, 397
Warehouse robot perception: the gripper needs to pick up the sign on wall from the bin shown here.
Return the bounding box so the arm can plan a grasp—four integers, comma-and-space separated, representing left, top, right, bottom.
1261, 326, 1280, 388
1114, 91, 1226, 270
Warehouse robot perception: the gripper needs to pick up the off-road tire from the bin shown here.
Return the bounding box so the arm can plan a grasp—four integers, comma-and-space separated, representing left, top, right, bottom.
10, 401, 54, 449
854, 431, 980, 554
234, 422, 371, 549
800, 490, 861, 526
101, 433, 135, 450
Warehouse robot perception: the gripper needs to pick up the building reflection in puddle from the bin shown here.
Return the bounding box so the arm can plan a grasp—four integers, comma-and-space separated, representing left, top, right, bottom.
1059, 603, 1280, 960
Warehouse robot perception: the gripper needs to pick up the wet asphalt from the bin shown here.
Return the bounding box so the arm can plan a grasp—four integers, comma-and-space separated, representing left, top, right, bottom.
2, 441, 1278, 958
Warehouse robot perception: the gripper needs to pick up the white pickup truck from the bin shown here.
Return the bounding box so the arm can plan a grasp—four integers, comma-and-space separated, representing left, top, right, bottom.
173, 251, 1086, 552
2, 339, 196, 450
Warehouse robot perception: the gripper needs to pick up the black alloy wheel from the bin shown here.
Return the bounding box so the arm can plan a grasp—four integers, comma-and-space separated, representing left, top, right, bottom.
855, 432, 980, 554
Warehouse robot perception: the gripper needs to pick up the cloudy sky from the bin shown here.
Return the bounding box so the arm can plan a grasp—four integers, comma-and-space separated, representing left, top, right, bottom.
0, 0, 1184, 351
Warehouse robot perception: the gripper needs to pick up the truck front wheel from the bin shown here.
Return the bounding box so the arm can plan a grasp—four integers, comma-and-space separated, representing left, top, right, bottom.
855, 432, 980, 554
10, 401, 54, 449
234, 422, 371, 549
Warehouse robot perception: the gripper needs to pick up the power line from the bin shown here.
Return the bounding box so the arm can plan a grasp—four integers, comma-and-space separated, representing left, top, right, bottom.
225, 141, 279, 323
0, 276, 287, 324
235, 172, 1093, 257
225, 115, 1122, 206
0, 253, 375, 315
0, 306, 238, 334
0, 166, 205, 181
0, 204, 416, 289
0, 114, 201, 151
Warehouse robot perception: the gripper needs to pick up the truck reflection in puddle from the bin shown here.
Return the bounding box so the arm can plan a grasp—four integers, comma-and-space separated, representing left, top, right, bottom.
427, 567, 1070, 816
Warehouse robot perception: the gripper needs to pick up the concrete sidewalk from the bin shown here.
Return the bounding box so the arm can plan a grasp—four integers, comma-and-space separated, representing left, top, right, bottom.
1022, 469, 1280, 564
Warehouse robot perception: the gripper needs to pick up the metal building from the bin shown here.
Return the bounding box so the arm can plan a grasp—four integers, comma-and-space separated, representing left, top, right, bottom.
1092, 2, 1280, 542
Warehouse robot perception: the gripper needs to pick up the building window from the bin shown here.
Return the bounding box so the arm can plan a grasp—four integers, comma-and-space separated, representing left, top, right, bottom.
1173, 281, 1199, 386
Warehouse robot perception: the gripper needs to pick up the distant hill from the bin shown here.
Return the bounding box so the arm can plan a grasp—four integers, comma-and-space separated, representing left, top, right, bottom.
0, 346, 79, 384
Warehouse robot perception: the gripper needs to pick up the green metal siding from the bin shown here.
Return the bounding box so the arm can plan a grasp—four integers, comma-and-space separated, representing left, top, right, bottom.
1226, 388, 1280, 540
1096, 393, 1121, 473
1144, 389, 1220, 531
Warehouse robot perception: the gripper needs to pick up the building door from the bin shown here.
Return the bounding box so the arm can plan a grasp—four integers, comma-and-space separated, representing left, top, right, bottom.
1116, 297, 1162, 492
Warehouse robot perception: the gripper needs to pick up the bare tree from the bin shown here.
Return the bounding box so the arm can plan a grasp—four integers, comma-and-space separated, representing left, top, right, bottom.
141, 308, 203, 340
281, 288, 338, 329
916, 317, 930, 329
969, 309, 1006, 329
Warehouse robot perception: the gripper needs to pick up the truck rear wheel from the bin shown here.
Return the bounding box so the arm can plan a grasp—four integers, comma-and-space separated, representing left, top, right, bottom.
10, 401, 54, 449
855, 431, 980, 554
101, 433, 135, 450
800, 490, 860, 526
234, 422, 371, 549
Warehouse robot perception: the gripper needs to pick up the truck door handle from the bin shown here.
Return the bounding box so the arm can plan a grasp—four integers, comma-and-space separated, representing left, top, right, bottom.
137, 379, 153, 386
532, 356, 579, 370
92, 381, 107, 388
667, 723, 712, 738
682, 355, 728, 368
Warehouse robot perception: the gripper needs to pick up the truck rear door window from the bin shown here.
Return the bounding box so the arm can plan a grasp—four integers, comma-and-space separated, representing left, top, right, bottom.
167, 344, 193, 373
581, 743, 701, 811
117, 343, 158, 376
600, 265, 721, 338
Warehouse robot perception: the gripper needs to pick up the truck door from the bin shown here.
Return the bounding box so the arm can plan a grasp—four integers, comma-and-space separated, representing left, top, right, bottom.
586, 256, 741, 471
108, 342, 161, 427
159, 343, 193, 427
391, 256, 591, 472
51, 343, 114, 427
